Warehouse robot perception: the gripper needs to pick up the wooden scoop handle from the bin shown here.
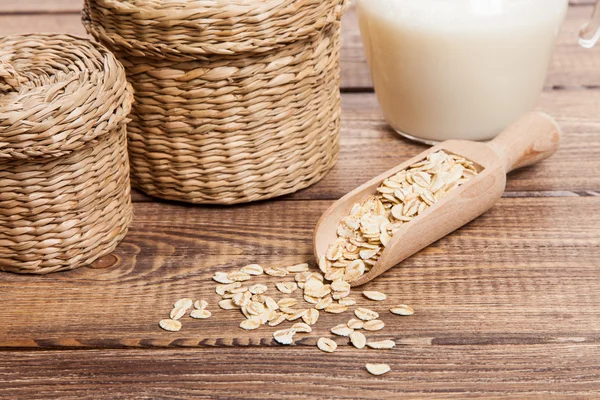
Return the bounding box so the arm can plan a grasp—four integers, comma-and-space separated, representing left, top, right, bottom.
489, 112, 562, 174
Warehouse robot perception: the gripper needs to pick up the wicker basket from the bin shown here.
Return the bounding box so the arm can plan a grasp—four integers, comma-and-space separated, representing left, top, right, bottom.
82, 0, 348, 204
0, 34, 134, 274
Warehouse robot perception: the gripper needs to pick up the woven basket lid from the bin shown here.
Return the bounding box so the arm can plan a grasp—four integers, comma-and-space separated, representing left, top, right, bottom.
83, 0, 349, 59
0, 34, 133, 160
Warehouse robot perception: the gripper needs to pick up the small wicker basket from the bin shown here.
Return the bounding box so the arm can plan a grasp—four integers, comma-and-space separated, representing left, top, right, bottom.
83, 0, 348, 204
0, 34, 134, 274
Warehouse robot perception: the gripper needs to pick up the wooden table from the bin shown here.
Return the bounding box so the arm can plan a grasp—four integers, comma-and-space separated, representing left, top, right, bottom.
1, 1, 599, 398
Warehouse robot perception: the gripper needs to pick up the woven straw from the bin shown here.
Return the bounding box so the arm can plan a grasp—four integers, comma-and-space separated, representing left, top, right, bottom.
83, 0, 348, 204
0, 34, 134, 274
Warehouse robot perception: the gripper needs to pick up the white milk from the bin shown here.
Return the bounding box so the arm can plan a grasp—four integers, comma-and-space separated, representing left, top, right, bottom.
357, 0, 568, 143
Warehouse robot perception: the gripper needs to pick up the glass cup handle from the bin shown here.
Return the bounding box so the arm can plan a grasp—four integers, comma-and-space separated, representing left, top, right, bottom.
580, 0, 600, 48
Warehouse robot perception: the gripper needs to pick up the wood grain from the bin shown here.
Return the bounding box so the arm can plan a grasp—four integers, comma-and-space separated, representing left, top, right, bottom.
0, 1, 593, 13
1, 345, 599, 399
0, 13, 86, 36
0, 197, 599, 349
0, 0, 592, 12
272, 89, 600, 202
1, 2, 599, 397
127, 87, 600, 203
0, 5, 599, 89
0, 1, 81, 13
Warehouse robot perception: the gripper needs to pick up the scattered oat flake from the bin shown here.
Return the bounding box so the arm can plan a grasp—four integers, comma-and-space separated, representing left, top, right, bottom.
174, 298, 193, 310
252, 294, 265, 303
279, 307, 297, 315
302, 309, 319, 325
390, 304, 415, 316
264, 296, 279, 310
249, 284, 268, 295
213, 272, 233, 284
190, 309, 212, 319
313, 272, 325, 281
260, 309, 276, 324
295, 271, 311, 283
265, 267, 288, 277
276, 282, 298, 294
363, 320, 385, 331
170, 307, 187, 320
240, 318, 261, 330
331, 324, 354, 337
367, 340, 396, 349
232, 292, 249, 307
355, 308, 379, 321
219, 299, 236, 310
324, 303, 348, 314
332, 290, 350, 300
338, 297, 356, 307
303, 278, 323, 294
365, 363, 391, 376
247, 301, 265, 316
273, 328, 296, 345
315, 296, 333, 310
317, 337, 337, 353
287, 309, 308, 321
194, 299, 208, 310
216, 282, 241, 296
331, 280, 350, 292
286, 263, 310, 273
159, 319, 182, 332
363, 291, 387, 301
268, 313, 287, 327
240, 264, 263, 276
350, 331, 367, 349
277, 298, 297, 308
228, 271, 251, 282
347, 319, 364, 330
310, 285, 332, 299
292, 322, 312, 333
303, 295, 319, 305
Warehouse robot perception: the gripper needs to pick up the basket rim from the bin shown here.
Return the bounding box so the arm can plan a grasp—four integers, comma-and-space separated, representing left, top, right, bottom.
0, 33, 133, 161
89, 0, 335, 16
82, 0, 349, 59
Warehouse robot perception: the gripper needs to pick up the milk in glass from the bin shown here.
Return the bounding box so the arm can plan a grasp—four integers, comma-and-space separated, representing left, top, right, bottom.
357, 0, 568, 143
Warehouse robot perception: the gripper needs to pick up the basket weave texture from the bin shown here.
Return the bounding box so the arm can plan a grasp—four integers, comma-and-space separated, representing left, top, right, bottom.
83, 0, 348, 204
0, 34, 134, 274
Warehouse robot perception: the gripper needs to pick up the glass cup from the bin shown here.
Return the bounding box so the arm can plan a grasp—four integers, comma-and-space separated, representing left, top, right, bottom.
357, 0, 569, 144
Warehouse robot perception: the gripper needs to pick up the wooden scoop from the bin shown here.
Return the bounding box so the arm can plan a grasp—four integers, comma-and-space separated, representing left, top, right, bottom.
313, 112, 562, 287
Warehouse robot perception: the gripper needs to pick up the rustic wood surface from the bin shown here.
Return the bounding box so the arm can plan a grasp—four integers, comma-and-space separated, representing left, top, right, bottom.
1, 1, 599, 398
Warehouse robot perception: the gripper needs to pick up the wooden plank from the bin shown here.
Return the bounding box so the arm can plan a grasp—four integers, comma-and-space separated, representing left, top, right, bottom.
287, 89, 600, 201
0, 1, 81, 13
0, 6, 599, 89
0, 0, 594, 14
129, 87, 600, 202
0, 0, 593, 13
1, 346, 599, 399
0, 13, 86, 36
0, 197, 599, 349
0, 3, 597, 397
1, 18, 599, 202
